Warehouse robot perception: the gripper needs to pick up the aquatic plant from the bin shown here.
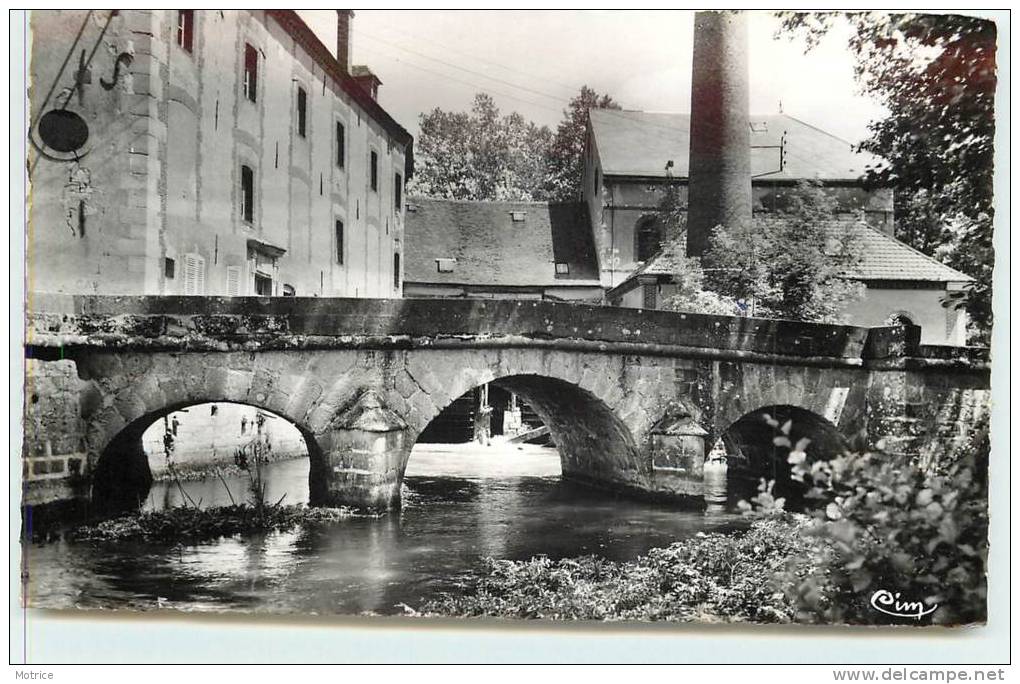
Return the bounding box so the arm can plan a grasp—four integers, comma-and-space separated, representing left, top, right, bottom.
69, 504, 363, 543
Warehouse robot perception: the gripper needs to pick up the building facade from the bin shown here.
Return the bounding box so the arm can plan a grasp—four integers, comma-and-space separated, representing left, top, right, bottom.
28, 9, 411, 299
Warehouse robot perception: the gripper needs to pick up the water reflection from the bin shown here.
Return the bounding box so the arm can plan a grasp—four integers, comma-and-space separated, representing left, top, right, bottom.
27, 444, 748, 616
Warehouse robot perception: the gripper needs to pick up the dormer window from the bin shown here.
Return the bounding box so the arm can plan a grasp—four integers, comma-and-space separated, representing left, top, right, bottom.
436, 258, 456, 273
510, 211, 526, 222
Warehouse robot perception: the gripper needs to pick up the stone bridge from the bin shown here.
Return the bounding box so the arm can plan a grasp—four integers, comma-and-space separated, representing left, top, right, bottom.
23, 295, 990, 513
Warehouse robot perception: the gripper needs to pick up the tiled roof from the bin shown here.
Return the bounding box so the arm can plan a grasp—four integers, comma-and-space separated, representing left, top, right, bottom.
613, 218, 973, 293
589, 110, 882, 181
839, 222, 974, 282
404, 198, 600, 287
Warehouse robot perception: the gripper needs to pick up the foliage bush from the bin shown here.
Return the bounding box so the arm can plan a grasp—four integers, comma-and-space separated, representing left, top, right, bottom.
743, 416, 989, 625
421, 518, 818, 622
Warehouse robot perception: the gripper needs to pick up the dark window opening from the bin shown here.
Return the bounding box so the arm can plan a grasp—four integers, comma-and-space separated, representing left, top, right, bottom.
370, 150, 378, 191
164, 257, 176, 279
240, 165, 254, 223
177, 10, 194, 53
336, 122, 345, 168
243, 43, 258, 103
254, 273, 272, 296
635, 217, 662, 263
643, 283, 657, 309
335, 220, 344, 265
282, 284, 296, 297
394, 172, 402, 210
296, 87, 307, 137
594, 167, 600, 196
393, 252, 401, 290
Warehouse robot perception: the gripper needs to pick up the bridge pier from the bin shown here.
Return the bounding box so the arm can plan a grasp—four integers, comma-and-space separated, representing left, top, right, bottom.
314, 389, 409, 511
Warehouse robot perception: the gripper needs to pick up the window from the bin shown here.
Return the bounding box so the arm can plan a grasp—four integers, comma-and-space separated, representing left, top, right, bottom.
164, 257, 176, 279
394, 173, 402, 210
335, 220, 344, 265
555, 262, 570, 275
593, 167, 600, 196
240, 165, 254, 223
436, 258, 455, 273
282, 284, 296, 297
635, 217, 662, 263
296, 87, 307, 137
393, 252, 401, 290
254, 273, 273, 296
225, 266, 242, 296
336, 122, 345, 168
510, 211, 526, 222
183, 253, 206, 295
243, 43, 258, 102
370, 150, 378, 191
177, 10, 194, 53
642, 283, 657, 310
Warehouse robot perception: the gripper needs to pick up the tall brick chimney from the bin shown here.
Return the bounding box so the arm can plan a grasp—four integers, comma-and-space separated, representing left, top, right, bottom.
686, 11, 752, 258
336, 10, 354, 74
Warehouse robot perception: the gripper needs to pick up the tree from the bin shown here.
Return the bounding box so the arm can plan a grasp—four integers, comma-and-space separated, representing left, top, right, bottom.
655, 180, 740, 316
409, 94, 553, 201
701, 182, 865, 323
776, 12, 997, 342
545, 86, 621, 200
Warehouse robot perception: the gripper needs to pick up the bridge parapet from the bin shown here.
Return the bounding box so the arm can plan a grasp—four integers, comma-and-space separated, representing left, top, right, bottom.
26, 294, 965, 369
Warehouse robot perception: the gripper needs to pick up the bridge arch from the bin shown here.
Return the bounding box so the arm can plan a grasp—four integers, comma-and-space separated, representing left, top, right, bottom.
718, 404, 849, 509
403, 372, 642, 485
90, 399, 324, 514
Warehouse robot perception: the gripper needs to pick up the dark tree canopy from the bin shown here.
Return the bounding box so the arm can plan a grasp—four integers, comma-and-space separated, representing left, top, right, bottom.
410, 87, 621, 203
776, 12, 997, 341
545, 86, 621, 200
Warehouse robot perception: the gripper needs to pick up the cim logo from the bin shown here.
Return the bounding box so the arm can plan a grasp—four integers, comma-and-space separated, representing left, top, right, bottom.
870, 589, 938, 620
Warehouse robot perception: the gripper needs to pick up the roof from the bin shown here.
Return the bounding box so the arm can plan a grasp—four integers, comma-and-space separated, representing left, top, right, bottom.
404, 198, 600, 288
610, 218, 973, 296
837, 221, 975, 283
589, 110, 882, 182
266, 11, 412, 170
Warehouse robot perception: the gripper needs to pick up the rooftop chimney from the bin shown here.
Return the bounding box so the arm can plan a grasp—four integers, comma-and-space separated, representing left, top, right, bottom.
686, 11, 752, 258
336, 10, 353, 74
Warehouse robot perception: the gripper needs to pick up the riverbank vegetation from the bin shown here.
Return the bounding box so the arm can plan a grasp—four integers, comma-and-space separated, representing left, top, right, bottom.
70, 504, 362, 542
424, 420, 989, 625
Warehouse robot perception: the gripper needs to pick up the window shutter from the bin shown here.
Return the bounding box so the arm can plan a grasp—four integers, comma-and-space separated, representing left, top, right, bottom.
195, 255, 206, 294
183, 253, 206, 295
226, 266, 241, 296
183, 254, 197, 294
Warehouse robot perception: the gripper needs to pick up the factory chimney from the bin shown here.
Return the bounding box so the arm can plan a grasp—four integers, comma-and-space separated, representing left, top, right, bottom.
336, 10, 353, 74
686, 11, 752, 258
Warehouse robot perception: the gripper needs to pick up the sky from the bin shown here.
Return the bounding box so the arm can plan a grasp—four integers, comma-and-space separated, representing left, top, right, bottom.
299, 10, 887, 145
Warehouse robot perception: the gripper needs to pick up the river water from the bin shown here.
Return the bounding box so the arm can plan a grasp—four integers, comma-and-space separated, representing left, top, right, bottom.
23, 443, 743, 616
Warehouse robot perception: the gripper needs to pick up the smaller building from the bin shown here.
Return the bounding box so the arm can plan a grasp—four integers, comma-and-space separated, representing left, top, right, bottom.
402, 198, 603, 301
606, 218, 974, 346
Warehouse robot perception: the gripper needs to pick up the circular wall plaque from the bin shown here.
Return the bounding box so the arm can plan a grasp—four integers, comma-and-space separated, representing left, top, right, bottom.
37, 109, 90, 154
